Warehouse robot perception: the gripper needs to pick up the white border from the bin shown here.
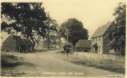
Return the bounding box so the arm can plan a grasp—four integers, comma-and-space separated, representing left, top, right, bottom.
0, 0, 126, 78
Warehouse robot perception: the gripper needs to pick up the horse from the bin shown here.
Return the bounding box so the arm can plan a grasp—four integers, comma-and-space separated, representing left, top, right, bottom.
63, 44, 73, 56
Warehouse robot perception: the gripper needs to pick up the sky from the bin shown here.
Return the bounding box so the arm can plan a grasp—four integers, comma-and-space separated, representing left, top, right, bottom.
43, 0, 125, 38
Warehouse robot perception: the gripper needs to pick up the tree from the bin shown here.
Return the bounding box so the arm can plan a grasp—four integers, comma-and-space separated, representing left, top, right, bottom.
1, 3, 55, 50
59, 18, 88, 46
109, 3, 125, 55
44, 17, 59, 48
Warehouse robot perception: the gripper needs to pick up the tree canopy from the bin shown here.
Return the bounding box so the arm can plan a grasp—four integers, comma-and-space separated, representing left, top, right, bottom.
1, 3, 57, 49
2, 3, 47, 37
109, 3, 125, 55
59, 18, 88, 46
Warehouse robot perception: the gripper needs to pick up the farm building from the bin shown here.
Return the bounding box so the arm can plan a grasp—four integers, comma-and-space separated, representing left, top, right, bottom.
91, 22, 115, 54
1, 34, 33, 52
75, 40, 91, 52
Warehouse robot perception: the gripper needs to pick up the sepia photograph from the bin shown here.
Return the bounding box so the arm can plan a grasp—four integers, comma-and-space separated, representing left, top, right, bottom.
0, 0, 126, 77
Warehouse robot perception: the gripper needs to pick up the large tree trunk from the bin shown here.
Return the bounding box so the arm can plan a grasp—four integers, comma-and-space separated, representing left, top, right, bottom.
30, 36, 36, 51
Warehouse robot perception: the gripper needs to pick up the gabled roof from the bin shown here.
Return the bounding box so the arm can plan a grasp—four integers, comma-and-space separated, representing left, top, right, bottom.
92, 22, 111, 38
76, 40, 91, 48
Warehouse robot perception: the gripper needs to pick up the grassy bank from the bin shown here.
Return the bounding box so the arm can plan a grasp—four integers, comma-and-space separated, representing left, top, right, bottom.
60, 52, 125, 73
1, 52, 22, 67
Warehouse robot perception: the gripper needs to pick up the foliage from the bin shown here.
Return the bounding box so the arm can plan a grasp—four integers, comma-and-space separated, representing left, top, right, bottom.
109, 3, 125, 55
59, 18, 88, 46
44, 18, 60, 48
1, 3, 57, 49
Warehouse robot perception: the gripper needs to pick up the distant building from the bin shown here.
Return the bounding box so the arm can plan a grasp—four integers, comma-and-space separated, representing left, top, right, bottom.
91, 22, 114, 54
75, 40, 91, 52
35, 30, 61, 49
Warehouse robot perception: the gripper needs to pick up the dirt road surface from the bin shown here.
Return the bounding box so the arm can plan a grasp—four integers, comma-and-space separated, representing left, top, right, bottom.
2, 50, 124, 77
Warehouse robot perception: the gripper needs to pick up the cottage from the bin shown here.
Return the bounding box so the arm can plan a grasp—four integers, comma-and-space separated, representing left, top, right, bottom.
75, 40, 91, 52
91, 22, 114, 54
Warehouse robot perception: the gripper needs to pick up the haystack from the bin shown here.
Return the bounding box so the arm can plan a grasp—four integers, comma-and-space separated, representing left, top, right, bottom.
75, 40, 91, 52
1, 35, 33, 52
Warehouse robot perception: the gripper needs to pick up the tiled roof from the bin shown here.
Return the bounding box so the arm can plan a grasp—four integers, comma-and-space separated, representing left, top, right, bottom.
92, 22, 111, 38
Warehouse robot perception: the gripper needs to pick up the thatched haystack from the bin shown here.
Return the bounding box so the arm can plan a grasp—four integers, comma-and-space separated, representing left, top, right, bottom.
1, 35, 33, 52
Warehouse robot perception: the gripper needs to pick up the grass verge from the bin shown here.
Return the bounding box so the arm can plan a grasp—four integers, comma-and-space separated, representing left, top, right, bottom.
61, 52, 125, 73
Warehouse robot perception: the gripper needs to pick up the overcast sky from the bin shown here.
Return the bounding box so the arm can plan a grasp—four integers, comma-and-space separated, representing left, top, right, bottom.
43, 0, 125, 37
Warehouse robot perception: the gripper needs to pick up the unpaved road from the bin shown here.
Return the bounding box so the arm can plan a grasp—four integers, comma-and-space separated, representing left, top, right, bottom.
2, 51, 124, 77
